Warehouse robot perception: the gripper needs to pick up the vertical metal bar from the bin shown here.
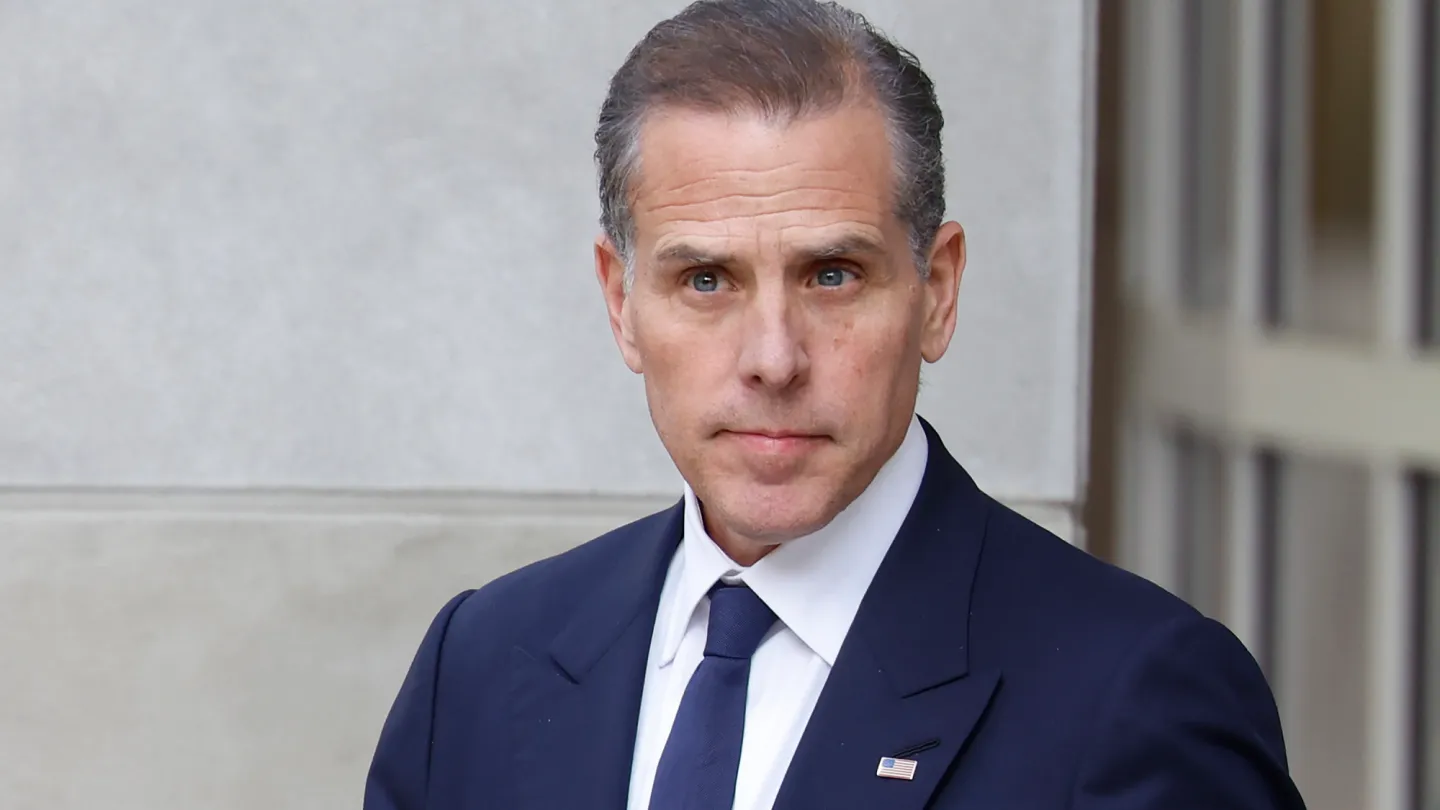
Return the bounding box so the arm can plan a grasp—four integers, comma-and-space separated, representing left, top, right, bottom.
1271, 0, 1310, 331
1117, 0, 1152, 303
1232, 0, 1270, 329
1121, 417, 1181, 594
1257, 0, 1287, 328
1224, 0, 1276, 657
1174, 427, 1198, 605
1115, 1, 1187, 587
1176, 0, 1203, 311
1224, 447, 1262, 654
1370, 463, 1417, 810
1255, 447, 1283, 680
1369, 0, 1426, 807
1112, 0, 1150, 577
1408, 472, 1431, 810
1419, 0, 1438, 347
1129, 1, 1187, 311
1376, 0, 1425, 351
1081, 0, 1126, 563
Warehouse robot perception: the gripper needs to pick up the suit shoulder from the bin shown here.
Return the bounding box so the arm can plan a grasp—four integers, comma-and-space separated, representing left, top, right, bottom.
975, 498, 1201, 644
966, 503, 1298, 806
441, 501, 679, 635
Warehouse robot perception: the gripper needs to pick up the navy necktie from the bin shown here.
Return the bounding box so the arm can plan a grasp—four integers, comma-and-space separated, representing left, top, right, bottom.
649, 583, 778, 810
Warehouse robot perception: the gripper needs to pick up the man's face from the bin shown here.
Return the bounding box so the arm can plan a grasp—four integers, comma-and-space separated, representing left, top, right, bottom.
596, 100, 965, 563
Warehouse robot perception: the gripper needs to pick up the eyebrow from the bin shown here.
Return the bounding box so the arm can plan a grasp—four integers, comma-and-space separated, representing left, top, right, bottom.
653, 243, 732, 267
651, 233, 887, 267
805, 233, 888, 261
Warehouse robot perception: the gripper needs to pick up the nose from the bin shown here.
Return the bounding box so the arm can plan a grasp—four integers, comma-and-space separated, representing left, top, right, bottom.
736, 283, 810, 392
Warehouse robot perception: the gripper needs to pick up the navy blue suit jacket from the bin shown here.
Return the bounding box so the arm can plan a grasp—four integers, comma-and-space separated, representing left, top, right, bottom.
365, 419, 1307, 809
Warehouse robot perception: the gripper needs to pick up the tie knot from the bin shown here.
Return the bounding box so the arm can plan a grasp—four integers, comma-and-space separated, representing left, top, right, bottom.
704, 584, 777, 660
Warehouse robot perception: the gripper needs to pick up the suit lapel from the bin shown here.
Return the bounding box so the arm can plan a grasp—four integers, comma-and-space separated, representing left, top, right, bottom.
773, 663, 1000, 810
507, 502, 684, 810
775, 419, 1001, 810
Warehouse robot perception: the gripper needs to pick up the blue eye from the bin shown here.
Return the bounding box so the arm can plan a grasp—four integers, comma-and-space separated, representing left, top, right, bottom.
815, 266, 853, 287
689, 270, 721, 292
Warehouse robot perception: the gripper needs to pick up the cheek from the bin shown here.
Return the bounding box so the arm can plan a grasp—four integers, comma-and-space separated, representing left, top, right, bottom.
634, 316, 733, 414
819, 312, 916, 390
639, 316, 726, 373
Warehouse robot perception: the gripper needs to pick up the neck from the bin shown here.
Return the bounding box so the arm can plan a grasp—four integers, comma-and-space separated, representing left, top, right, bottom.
705, 520, 782, 567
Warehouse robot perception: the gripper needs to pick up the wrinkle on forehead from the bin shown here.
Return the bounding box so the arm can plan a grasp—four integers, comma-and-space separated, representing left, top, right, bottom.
645, 204, 889, 265
641, 163, 887, 201
633, 108, 892, 193
628, 104, 902, 267
642, 190, 886, 226
651, 164, 871, 199
637, 165, 887, 219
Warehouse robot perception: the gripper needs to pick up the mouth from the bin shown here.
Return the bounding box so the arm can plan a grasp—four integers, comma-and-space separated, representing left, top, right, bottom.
726, 428, 824, 440
718, 428, 831, 455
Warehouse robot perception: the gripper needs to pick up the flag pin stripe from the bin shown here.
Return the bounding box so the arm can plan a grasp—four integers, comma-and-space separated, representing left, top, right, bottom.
876, 756, 918, 780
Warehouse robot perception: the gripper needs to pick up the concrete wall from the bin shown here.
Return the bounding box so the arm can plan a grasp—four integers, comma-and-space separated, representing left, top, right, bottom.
0, 1, 1095, 807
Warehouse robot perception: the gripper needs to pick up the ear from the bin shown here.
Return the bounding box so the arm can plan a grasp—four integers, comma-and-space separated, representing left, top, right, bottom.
594, 235, 644, 373
919, 221, 966, 364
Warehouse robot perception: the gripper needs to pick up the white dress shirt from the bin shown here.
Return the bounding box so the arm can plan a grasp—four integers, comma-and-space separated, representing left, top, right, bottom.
625, 414, 929, 810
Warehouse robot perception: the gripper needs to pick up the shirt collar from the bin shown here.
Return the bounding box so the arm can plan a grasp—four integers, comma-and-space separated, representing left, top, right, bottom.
657, 414, 929, 668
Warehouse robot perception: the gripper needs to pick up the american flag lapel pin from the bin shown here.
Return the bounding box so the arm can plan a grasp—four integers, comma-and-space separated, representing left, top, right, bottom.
876, 756, 917, 781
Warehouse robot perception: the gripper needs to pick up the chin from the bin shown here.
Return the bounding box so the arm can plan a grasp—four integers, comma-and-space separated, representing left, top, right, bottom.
706, 481, 842, 544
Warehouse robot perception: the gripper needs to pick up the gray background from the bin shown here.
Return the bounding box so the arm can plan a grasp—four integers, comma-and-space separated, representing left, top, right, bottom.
0, 1, 1094, 807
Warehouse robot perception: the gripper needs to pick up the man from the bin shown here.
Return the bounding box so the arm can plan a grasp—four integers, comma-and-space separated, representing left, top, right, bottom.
365, 1, 1308, 808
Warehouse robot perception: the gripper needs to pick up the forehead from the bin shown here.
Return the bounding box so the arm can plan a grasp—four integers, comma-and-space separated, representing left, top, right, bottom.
628, 103, 900, 257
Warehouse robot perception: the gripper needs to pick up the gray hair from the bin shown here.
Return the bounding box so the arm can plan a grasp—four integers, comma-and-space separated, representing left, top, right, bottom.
594, 0, 947, 287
